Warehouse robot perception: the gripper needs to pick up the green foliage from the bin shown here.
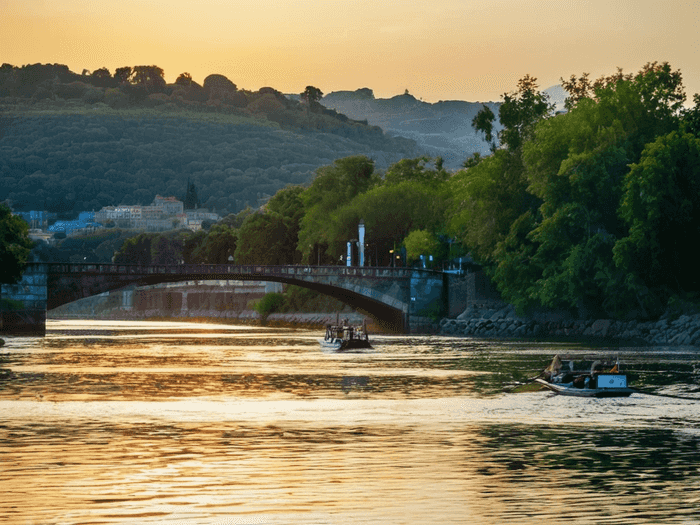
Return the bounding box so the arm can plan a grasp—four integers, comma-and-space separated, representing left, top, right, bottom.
280, 285, 345, 313
486, 62, 690, 318
496, 75, 554, 151
0, 297, 24, 311
254, 292, 285, 321
234, 212, 295, 265
301, 86, 323, 105
614, 131, 700, 297
448, 150, 534, 264
298, 156, 379, 263
383, 156, 449, 186
404, 230, 441, 265
193, 224, 237, 264
0, 204, 33, 284
113, 233, 155, 265
0, 63, 416, 217
472, 105, 496, 146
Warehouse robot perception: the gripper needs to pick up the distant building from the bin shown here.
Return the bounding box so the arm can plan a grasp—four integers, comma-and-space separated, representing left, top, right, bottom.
94, 196, 195, 232
14, 210, 56, 229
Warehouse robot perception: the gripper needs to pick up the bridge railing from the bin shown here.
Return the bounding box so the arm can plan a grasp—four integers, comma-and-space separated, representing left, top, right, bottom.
41, 263, 443, 279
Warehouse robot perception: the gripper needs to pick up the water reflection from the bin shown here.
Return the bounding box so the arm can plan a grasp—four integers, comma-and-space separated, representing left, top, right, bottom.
1, 320, 699, 524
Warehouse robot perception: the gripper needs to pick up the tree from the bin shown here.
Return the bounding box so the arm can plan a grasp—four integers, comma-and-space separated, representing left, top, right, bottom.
404, 230, 441, 266
254, 292, 285, 322
194, 224, 237, 263
383, 156, 449, 186
298, 156, 379, 263
132, 65, 166, 93
0, 204, 33, 285
301, 86, 323, 106
114, 67, 132, 84
488, 62, 689, 318
615, 131, 700, 297
90, 67, 114, 88
471, 105, 496, 148
175, 72, 194, 86
183, 179, 200, 210
497, 75, 554, 152
234, 213, 290, 265
113, 233, 153, 265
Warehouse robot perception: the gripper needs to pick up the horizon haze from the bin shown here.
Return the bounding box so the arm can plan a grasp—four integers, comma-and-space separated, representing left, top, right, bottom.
2, 0, 698, 104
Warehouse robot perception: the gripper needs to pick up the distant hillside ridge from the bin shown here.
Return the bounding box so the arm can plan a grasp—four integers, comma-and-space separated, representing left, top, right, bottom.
320, 88, 501, 168
0, 63, 419, 216
320, 85, 568, 168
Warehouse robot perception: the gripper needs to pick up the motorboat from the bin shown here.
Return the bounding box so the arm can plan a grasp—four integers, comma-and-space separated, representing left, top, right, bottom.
535, 355, 634, 398
320, 320, 372, 351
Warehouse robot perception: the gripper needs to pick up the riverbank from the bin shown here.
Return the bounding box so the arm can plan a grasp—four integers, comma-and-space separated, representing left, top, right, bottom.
439, 304, 700, 346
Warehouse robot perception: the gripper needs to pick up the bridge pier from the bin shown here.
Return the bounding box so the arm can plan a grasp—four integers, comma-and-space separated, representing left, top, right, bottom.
1, 263, 48, 335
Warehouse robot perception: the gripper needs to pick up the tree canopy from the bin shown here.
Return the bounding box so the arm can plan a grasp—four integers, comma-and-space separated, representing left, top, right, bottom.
0, 203, 33, 284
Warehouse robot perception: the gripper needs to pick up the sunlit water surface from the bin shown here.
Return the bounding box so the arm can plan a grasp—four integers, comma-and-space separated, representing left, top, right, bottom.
2, 320, 700, 524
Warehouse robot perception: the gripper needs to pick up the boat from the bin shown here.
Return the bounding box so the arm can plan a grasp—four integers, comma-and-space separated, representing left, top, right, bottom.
534, 355, 634, 398
320, 320, 372, 351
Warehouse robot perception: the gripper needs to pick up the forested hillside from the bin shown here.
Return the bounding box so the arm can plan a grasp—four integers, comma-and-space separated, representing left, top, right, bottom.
0, 63, 418, 215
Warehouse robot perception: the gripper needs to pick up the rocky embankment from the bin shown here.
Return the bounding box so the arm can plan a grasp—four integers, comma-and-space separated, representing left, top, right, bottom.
439, 304, 700, 346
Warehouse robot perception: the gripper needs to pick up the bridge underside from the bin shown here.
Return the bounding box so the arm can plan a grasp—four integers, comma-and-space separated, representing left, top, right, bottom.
46, 268, 409, 333
3, 263, 448, 335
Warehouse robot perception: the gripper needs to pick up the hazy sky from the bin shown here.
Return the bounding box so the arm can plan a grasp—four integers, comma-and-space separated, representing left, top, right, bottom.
3, 0, 698, 102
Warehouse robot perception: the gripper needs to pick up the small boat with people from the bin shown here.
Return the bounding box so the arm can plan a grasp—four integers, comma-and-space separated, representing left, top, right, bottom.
535, 354, 634, 397
320, 319, 372, 351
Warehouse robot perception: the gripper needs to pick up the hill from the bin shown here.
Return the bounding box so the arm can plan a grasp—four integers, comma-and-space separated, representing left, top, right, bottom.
319, 88, 501, 168
0, 64, 418, 216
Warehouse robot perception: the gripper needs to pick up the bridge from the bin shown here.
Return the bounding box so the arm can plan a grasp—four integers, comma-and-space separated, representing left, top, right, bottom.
1, 262, 471, 335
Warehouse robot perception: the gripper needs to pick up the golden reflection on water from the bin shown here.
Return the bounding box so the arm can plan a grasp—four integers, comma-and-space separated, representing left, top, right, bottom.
1, 320, 700, 524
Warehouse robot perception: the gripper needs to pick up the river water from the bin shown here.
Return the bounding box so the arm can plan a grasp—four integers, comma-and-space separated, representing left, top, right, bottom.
1, 320, 700, 525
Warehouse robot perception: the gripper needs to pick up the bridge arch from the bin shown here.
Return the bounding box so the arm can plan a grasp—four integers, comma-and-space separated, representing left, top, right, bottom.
35, 263, 446, 334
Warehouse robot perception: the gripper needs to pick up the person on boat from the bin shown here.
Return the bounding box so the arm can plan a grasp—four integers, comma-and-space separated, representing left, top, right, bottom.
544, 355, 563, 381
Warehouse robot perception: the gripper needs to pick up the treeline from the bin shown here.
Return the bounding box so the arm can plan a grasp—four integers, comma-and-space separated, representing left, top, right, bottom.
110, 62, 700, 321
0, 63, 418, 215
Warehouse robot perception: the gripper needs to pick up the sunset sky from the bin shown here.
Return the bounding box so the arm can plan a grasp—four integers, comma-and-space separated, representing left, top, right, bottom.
3, 0, 698, 103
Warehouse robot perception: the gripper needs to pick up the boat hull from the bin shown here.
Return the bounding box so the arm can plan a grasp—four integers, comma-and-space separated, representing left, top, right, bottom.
535, 378, 634, 397
319, 338, 372, 351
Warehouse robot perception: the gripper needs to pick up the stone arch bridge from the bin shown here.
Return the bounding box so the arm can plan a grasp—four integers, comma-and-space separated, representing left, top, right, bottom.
2, 262, 471, 335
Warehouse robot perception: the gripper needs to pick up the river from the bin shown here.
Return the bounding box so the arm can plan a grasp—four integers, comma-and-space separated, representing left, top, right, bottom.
1, 320, 699, 524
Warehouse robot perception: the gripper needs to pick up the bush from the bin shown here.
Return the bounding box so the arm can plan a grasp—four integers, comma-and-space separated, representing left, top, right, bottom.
254, 292, 285, 322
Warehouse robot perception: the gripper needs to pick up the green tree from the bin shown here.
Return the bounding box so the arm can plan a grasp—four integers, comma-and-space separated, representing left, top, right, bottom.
254, 292, 285, 322
448, 150, 534, 264
132, 65, 166, 93
301, 85, 323, 106
113, 233, 153, 265
298, 156, 379, 263
615, 131, 700, 298
383, 156, 449, 186
195, 224, 237, 264
471, 105, 496, 148
490, 62, 688, 317
0, 204, 33, 285
234, 213, 291, 265
114, 66, 132, 84
90, 67, 114, 88
404, 229, 441, 266
183, 179, 200, 210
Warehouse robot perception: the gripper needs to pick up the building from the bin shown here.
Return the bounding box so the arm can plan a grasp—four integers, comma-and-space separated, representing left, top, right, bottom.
94, 196, 188, 232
